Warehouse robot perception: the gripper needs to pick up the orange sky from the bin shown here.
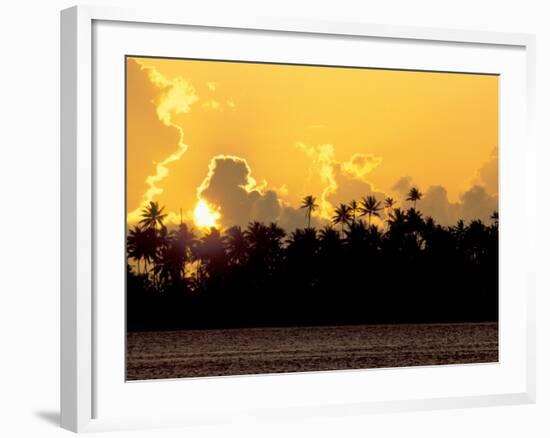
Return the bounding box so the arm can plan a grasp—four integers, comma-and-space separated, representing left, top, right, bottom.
126, 56, 498, 230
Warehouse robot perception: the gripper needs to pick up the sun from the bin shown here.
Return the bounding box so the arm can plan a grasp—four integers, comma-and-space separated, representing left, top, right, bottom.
193, 199, 221, 229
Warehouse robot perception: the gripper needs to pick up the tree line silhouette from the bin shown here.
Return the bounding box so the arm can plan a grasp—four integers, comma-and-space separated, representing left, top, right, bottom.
127, 187, 498, 331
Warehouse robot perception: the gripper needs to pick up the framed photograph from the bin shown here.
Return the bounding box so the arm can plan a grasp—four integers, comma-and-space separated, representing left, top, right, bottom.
61, 5, 536, 432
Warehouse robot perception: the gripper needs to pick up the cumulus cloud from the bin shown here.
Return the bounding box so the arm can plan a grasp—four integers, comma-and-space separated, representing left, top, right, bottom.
392, 176, 414, 199
421, 185, 461, 225
195, 152, 497, 231
330, 166, 386, 213
296, 142, 386, 222
473, 147, 498, 196
293, 141, 498, 227
197, 155, 315, 231
390, 176, 497, 225
460, 185, 498, 223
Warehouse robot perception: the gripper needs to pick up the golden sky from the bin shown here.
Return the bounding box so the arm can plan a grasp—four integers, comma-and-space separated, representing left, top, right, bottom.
126, 56, 498, 230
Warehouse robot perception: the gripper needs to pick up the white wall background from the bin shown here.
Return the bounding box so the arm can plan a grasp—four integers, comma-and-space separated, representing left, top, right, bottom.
0, 1, 547, 436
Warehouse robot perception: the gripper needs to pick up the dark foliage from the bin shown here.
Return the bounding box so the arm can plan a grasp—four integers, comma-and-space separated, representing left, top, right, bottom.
127, 200, 498, 331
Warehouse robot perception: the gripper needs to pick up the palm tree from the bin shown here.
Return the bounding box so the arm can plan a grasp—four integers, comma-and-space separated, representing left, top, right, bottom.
154, 243, 185, 289
172, 223, 197, 278
140, 227, 157, 279
319, 225, 341, 244
267, 222, 286, 248
127, 226, 146, 274
406, 208, 424, 232
225, 226, 248, 266
384, 197, 395, 217
139, 201, 167, 288
300, 195, 318, 228
406, 187, 423, 209
196, 228, 226, 279
332, 203, 352, 235
349, 200, 359, 225
490, 211, 499, 226
384, 197, 395, 210
359, 195, 382, 226
387, 207, 407, 232
139, 201, 167, 231
245, 221, 269, 252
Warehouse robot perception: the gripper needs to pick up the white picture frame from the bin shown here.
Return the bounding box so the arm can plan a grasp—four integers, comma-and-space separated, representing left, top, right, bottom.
60, 4, 536, 433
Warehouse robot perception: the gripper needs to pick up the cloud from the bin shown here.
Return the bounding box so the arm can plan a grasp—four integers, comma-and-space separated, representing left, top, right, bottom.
421, 185, 461, 225
390, 176, 496, 225
203, 82, 236, 111
392, 176, 414, 199
295, 142, 497, 226
196, 156, 272, 227
341, 153, 383, 179
251, 190, 283, 224
202, 100, 222, 111
460, 185, 498, 223
197, 155, 324, 231
201, 99, 236, 112
279, 205, 324, 231
296, 142, 386, 222
195, 152, 497, 231
127, 62, 199, 223
473, 147, 498, 196
330, 165, 386, 212
295, 142, 339, 219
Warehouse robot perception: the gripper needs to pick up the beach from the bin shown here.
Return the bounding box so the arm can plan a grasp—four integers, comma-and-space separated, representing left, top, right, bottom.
126, 322, 498, 380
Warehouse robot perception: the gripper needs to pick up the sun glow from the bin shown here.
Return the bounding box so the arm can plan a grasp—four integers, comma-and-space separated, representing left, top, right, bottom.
193, 199, 221, 229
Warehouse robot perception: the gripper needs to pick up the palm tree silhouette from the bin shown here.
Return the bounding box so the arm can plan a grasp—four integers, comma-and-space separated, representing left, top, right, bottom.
406, 187, 423, 209
387, 207, 407, 230
154, 243, 185, 289
140, 201, 167, 231
384, 197, 395, 209
140, 227, 157, 279
127, 199, 499, 332
172, 223, 197, 277
225, 226, 248, 266
127, 226, 146, 274
300, 195, 318, 228
319, 225, 340, 245
196, 227, 227, 280
384, 197, 395, 216
349, 200, 359, 225
139, 201, 167, 287
359, 195, 382, 226
332, 203, 352, 235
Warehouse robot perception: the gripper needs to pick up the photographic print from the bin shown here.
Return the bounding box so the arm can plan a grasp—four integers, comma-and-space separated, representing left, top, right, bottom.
125, 56, 499, 381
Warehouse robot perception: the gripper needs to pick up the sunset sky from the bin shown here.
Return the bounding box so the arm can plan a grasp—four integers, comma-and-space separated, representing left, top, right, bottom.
126, 56, 498, 231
